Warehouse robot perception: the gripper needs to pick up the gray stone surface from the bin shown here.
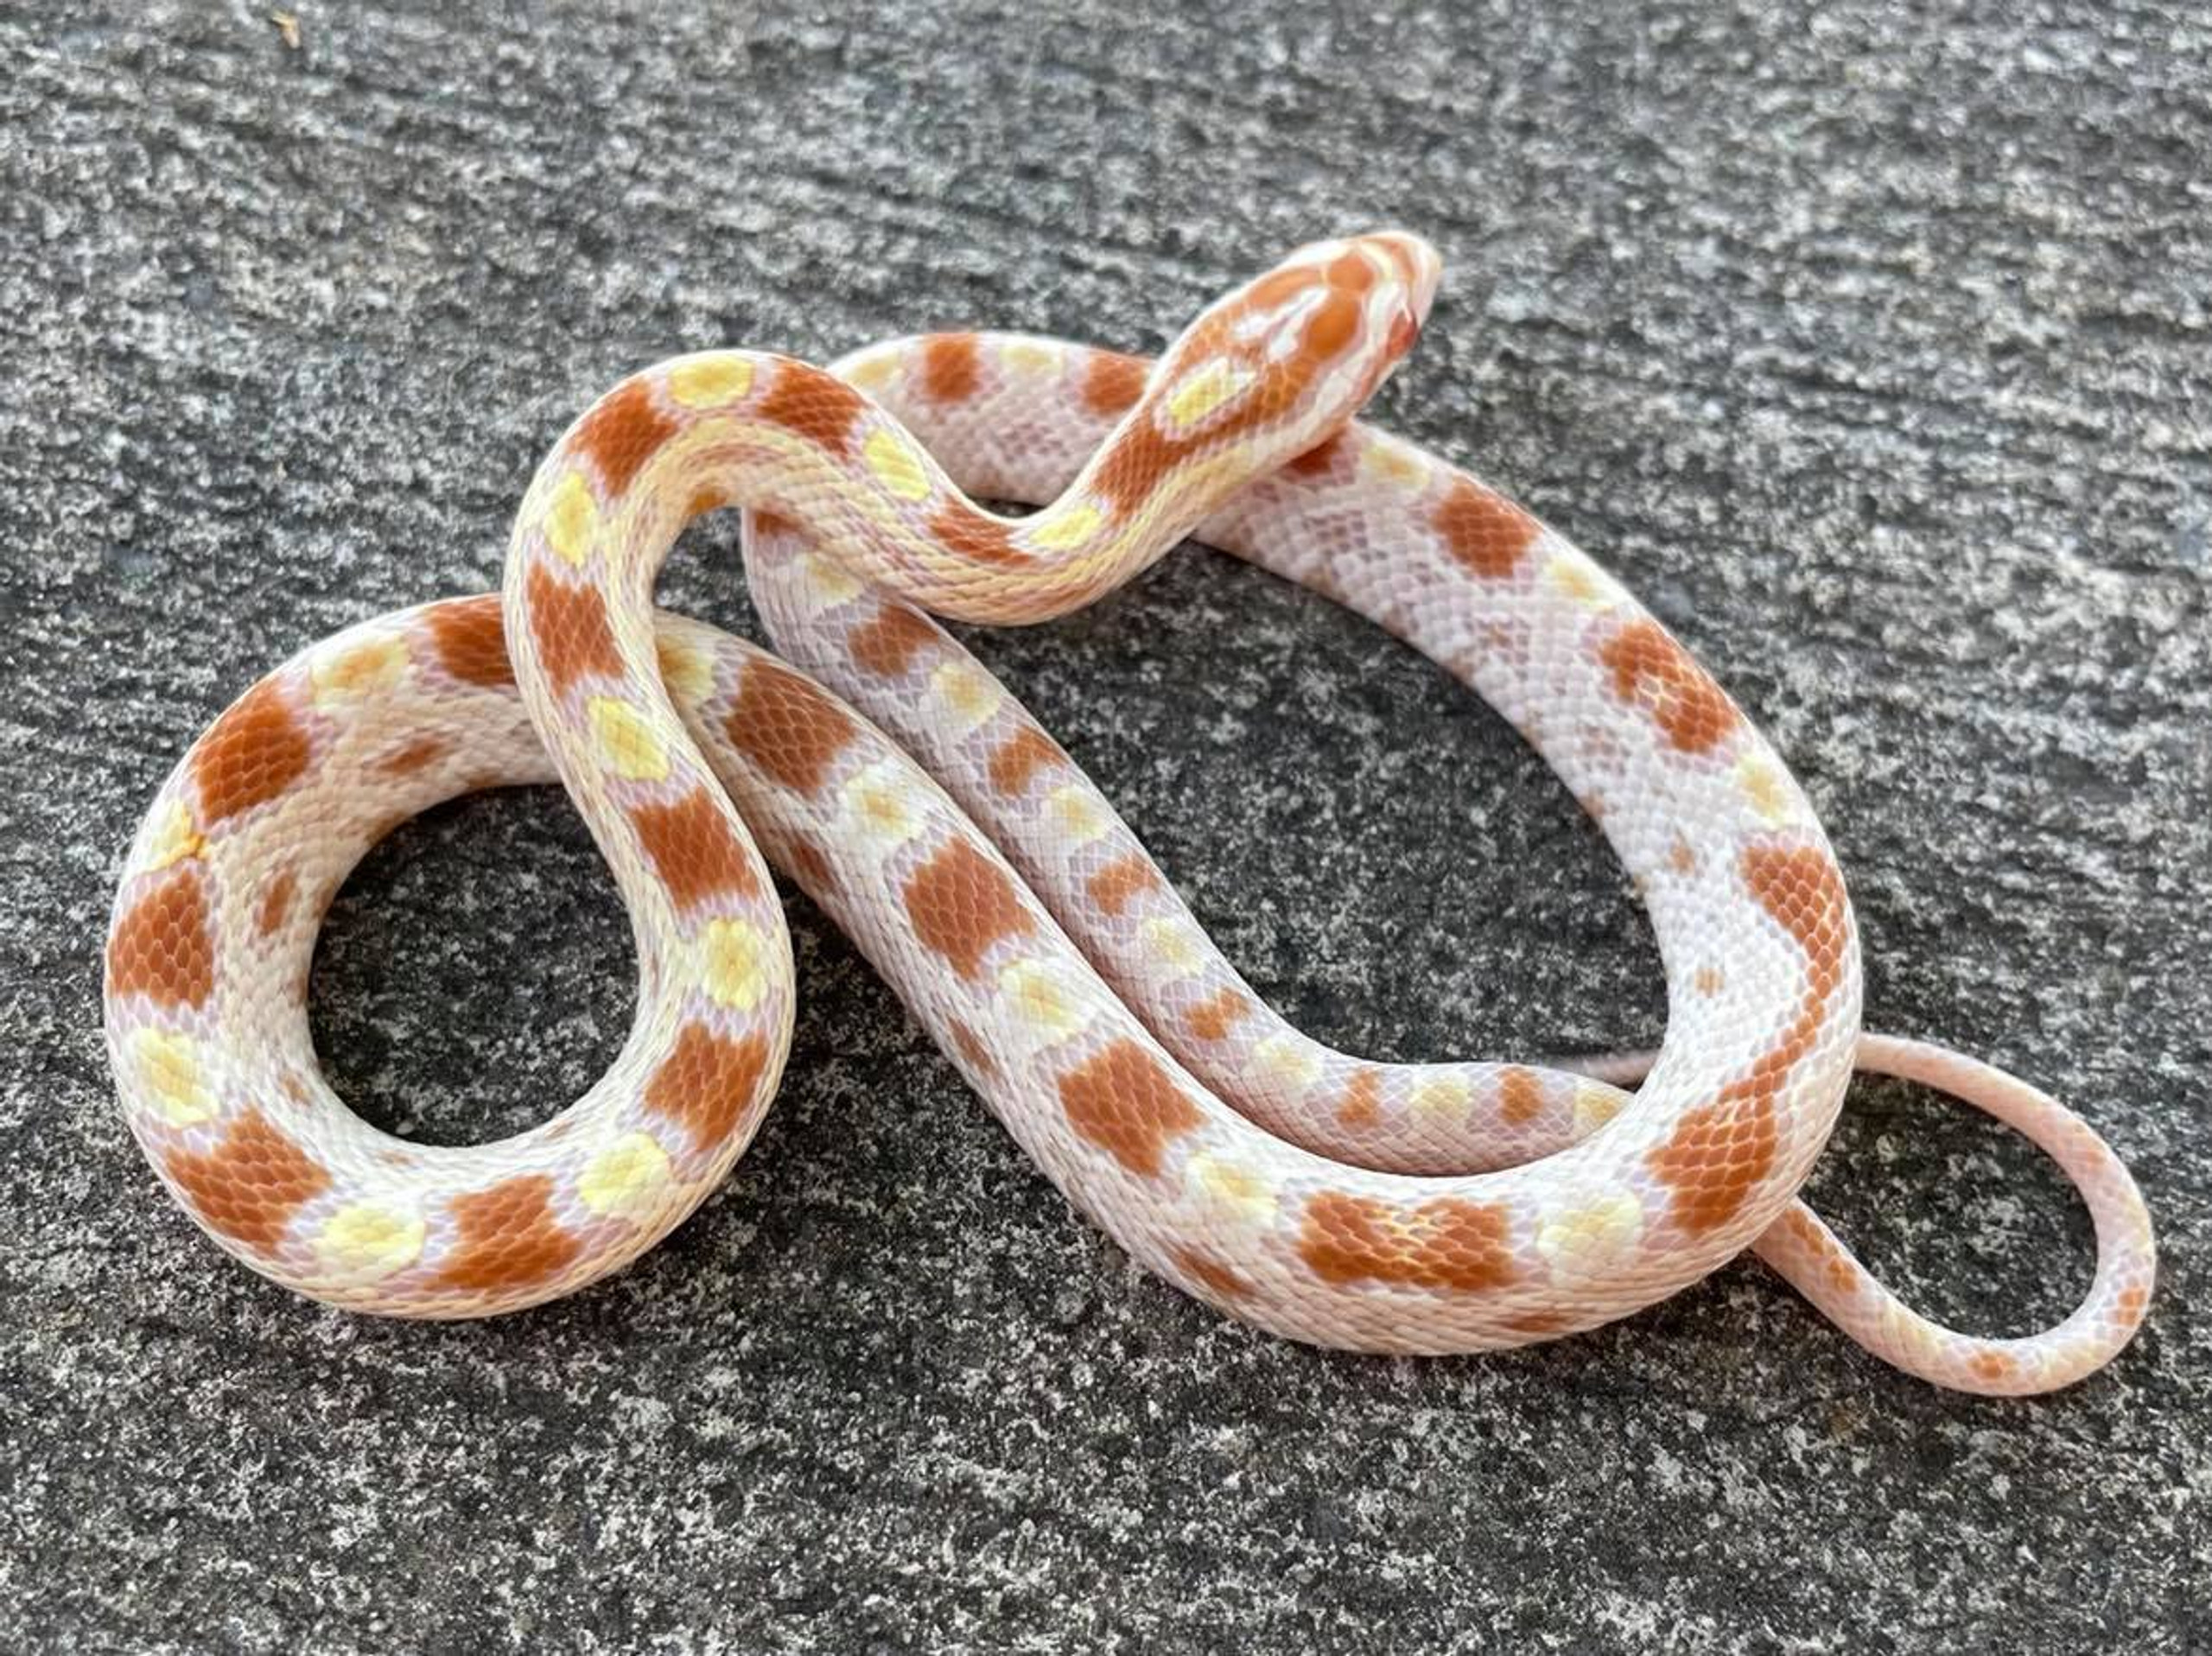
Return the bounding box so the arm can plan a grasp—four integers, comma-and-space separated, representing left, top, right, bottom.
3, 0, 2207, 1649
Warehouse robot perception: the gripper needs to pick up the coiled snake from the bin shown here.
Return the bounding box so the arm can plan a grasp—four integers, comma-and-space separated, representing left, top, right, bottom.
104, 233, 2156, 1394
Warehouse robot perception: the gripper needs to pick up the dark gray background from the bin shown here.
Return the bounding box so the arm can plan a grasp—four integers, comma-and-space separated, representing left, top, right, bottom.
3, 2, 2206, 1651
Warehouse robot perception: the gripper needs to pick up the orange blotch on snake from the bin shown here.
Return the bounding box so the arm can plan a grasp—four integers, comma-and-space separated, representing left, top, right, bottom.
1743, 844, 1851, 999
780, 835, 836, 897
1286, 431, 1346, 476
645, 1024, 773, 1152
1498, 1066, 1544, 1126
524, 562, 624, 695
1338, 1069, 1383, 1129
628, 789, 761, 910
572, 376, 677, 497
1086, 853, 1160, 917
1172, 1245, 1251, 1301
1648, 845, 1849, 1235
1646, 1076, 1785, 1239
1300, 289, 1362, 360
424, 596, 515, 688
1057, 1039, 1205, 1178
1504, 1307, 1580, 1337
1324, 249, 1379, 295
902, 840, 1033, 980
921, 333, 982, 403
1082, 351, 1148, 416
988, 726, 1065, 796
1433, 476, 1539, 581
1241, 264, 1320, 314
192, 678, 312, 827
1185, 987, 1254, 1042
1776, 1206, 1826, 1253
162, 1108, 332, 1255
254, 868, 297, 938
947, 1019, 999, 1080
1777, 1206, 1860, 1297
1088, 420, 1197, 517
849, 604, 941, 679
1969, 1350, 2016, 1386
377, 736, 451, 777
758, 363, 869, 457
726, 660, 859, 796
1599, 619, 1742, 755
434, 1173, 582, 1292
1297, 1191, 1519, 1293
930, 504, 1026, 566
109, 865, 216, 1009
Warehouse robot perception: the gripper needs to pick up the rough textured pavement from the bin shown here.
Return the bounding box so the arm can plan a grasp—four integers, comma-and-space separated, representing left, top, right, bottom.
3, 3, 2208, 1650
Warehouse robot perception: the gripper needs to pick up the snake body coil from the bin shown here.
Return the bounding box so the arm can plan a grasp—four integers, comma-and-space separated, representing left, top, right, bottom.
104, 234, 2154, 1393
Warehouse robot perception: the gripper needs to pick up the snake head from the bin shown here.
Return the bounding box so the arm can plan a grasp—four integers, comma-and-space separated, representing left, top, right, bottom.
1138, 230, 1443, 473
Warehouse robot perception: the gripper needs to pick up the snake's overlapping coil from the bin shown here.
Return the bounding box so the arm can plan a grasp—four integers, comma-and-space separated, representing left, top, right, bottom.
104, 233, 2155, 1394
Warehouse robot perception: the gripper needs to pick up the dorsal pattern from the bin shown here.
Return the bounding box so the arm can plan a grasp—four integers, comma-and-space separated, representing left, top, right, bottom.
104, 235, 2154, 1395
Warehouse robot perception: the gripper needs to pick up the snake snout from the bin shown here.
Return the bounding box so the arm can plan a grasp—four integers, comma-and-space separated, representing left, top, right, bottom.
1357, 230, 1442, 330
1338, 230, 1441, 370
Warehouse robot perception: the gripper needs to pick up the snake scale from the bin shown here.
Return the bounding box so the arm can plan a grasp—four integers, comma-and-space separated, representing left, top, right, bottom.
104, 232, 2156, 1394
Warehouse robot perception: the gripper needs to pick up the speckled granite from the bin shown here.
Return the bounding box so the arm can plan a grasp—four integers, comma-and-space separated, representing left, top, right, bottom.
3, 2, 2206, 1650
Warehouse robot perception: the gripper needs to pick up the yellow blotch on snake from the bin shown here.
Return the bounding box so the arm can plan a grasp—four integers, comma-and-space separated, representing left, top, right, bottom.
1046, 784, 1109, 847
1188, 1152, 1279, 1227
142, 801, 206, 872
543, 472, 599, 568
1536, 1191, 1646, 1283
318, 1202, 426, 1278
578, 1132, 676, 1219
839, 760, 925, 847
702, 918, 772, 1012
668, 355, 754, 409
930, 660, 1003, 732
1736, 756, 1795, 824
1138, 917, 1205, 980
1411, 1073, 1473, 1117
797, 552, 861, 610
132, 1028, 214, 1126
656, 633, 716, 708
1573, 1082, 1625, 1136
587, 697, 671, 782
1027, 501, 1103, 550
1255, 1033, 1323, 1092
311, 635, 410, 707
1544, 551, 1614, 610
1359, 442, 1429, 492
1165, 359, 1255, 430
861, 428, 933, 502
999, 339, 1061, 378
997, 957, 1090, 1041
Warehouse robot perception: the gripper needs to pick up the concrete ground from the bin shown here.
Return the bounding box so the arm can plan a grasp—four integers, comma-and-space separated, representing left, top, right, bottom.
3, 2, 2206, 1650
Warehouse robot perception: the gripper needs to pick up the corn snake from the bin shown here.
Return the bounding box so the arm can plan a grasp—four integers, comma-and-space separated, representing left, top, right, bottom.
103, 232, 2155, 1393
